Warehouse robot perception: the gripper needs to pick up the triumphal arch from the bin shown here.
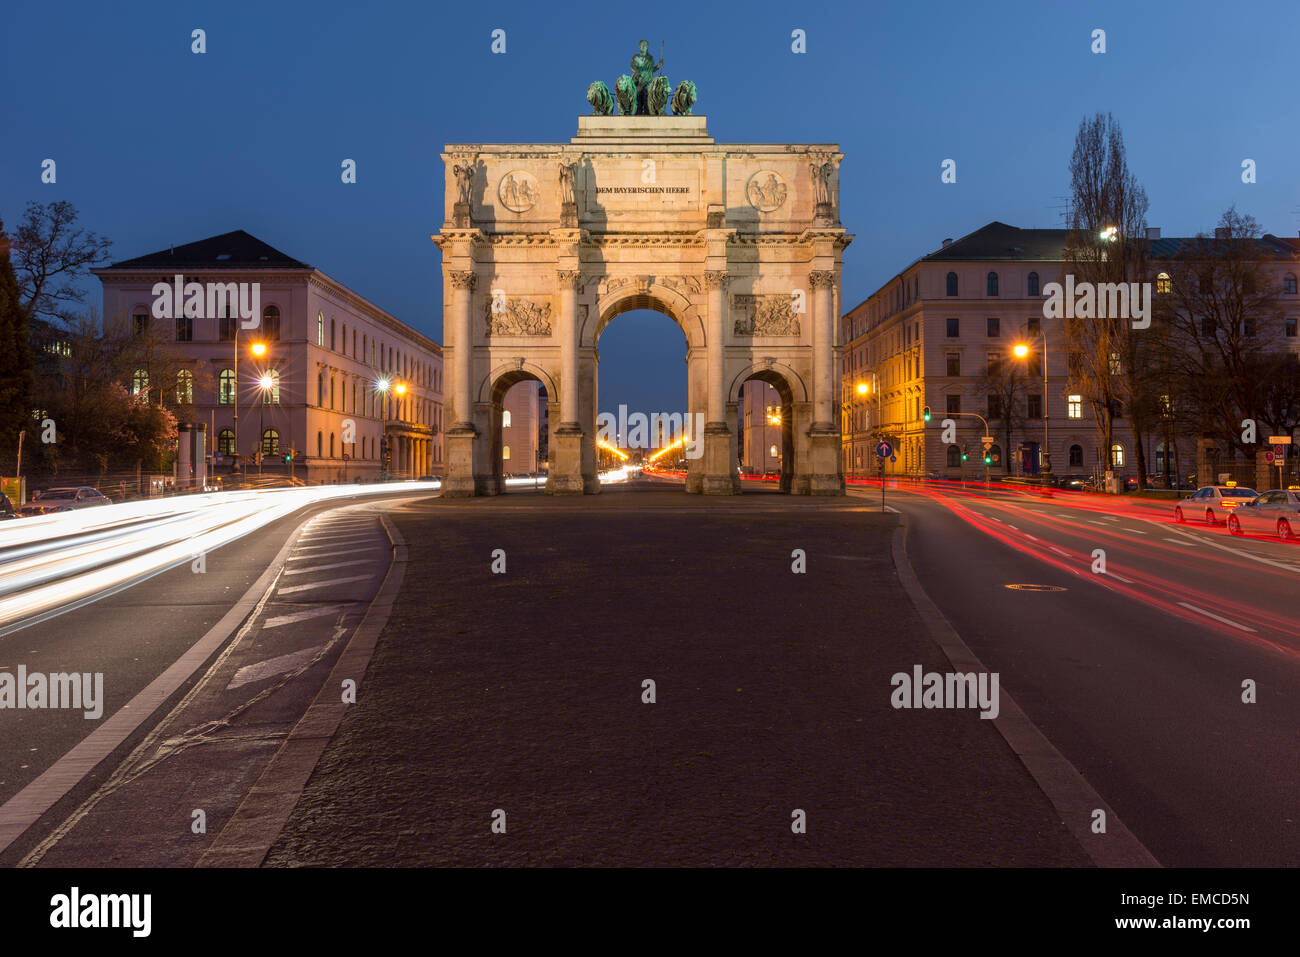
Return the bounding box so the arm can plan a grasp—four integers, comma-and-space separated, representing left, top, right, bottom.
433, 51, 851, 495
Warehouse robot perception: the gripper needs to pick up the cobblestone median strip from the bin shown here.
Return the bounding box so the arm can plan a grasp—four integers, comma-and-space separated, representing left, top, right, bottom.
196, 512, 407, 867
890, 515, 1160, 868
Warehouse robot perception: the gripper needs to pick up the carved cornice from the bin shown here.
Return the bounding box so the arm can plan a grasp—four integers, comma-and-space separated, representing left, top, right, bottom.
808, 270, 835, 289
449, 270, 478, 290
703, 270, 732, 290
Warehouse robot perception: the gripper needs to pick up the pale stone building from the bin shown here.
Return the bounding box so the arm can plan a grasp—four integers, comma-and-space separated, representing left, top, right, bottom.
95, 230, 444, 484
841, 221, 1300, 487
739, 380, 783, 474
500, 380, 547, 474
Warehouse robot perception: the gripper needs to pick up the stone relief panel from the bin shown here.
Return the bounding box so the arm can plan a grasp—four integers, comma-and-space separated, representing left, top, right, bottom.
746, 170, 788, 212
732, 294, 802, 336
498, 170, 539, 212
484, 295, 553, 336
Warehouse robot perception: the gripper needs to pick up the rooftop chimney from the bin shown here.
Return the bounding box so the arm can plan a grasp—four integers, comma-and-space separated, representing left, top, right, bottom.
1145, 227, 1160, 240
941, 238, 952, 247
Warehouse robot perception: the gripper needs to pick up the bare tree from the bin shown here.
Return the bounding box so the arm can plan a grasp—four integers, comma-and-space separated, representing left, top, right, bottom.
983, 353, 1030, 473
11, 201, 113, 325
1062, 112, 1151, 486
1162, 208, 1282, 461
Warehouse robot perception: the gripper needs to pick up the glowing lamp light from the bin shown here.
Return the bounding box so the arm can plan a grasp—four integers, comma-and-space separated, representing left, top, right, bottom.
1100, 226, 1118, 243
394, 383, 407, 396
250, 342, 267, 357
1013, 344, 1030, 358
856, 382, 869, 395
258, 374, 274, 390
376, 378, 390, 392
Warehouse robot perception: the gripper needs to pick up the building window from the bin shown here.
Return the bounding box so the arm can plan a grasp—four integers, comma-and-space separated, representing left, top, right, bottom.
1108, 352, 1122, 375
1201, 316, 1215, 337
1067, 394, 1082, 419
986, 317, 1000, 337
218, 428, 235, 455
503, 445, 511, 461
317, 371, 325, 406
986, 272, 999, 296
265, 370, 281, 404
946, 353, 960, 376
263, 306, 281, 341
176, 370, 193, 404
1244, 316, 1256, 336
342, 323, 347, 355
946, 272, 958, 296
219, 314, 236, 341
1028, 394, 1042, 418
261, 429, 280, 455
219, 369, 236, 405
1287, 318, 1297, 337
1027, 316, 1040, 336
330, 376, 336, 409
317, 431, 323, 457
987, 352, 1001, 376
330, 432, 335, 457
946, 394, 961, 415
133, 311, 148, 338
503, 409, 512, 427
988, 395, 1003, 420
1157, 272, 1172, 294
1110, 444, 1125, 467
946, 445, 961, 468
317, 313, 325, 346
1285, 274, 1298, 295
946, 317, 959, 337
176, 315, 193, 342
1027, 272, 1039, 296
1069, 444, 1083, 467
330, 319, 336, 351
132, 369, 149, 397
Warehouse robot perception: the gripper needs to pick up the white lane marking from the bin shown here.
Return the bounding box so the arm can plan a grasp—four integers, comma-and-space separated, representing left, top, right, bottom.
1024, 533, 1039, 541
287, 547, 383, 561
1049, 546, 1070, 557
226, 643, 326, 690
293, 536, 376, 550
1088, 520, 1107, 526
263, 604, 350, 629
277, 574, 374, 595
282, 559, 375, 576
1163, 538, 1188, 544
882, 505, 900, 513
1162, 522, 1300, 573
298, 529, 374, 542
1107, 572, 1134, 584
1007, 523, 1019, 530
1125, 528, 1147, 535
1176, 601, 1257, 633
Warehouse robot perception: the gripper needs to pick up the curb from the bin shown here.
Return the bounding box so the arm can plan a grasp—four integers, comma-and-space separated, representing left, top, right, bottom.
889, 514, 1161, 868
196, 509, 409, 867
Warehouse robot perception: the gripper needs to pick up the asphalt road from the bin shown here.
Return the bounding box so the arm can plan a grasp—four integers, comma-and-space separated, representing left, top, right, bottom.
868, 482, 1300, 866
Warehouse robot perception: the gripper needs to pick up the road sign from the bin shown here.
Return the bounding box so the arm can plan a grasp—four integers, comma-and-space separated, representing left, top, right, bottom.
1273, 445, 1286, 459
1268, 436, 1292, 444
889, 455, 897, 463
876, 441, 892, 458
342, 452, 352, 461
1265, 450, 1276, 464
982, 435, 995, 443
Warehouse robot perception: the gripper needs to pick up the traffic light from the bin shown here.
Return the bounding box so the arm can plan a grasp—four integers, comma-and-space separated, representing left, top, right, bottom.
961, 446, 968, 462
283, 450, 293, 463
922, 405, 931, 422
984, 453, 992, 465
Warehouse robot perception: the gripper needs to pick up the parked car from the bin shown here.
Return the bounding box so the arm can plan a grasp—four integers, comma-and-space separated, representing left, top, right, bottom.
0, 492, 17, 520
1057, 474, 1090, 491
1173, 484, 1259, 526
1226, 489, 1300, 540
20, 487, 113, 516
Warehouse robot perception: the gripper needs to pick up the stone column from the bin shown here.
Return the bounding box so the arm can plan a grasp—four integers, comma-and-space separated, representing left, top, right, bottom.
805, 269, 844, 495
701, 270, 737, 494
443, 269, 478, 496
550, 269, 585, 494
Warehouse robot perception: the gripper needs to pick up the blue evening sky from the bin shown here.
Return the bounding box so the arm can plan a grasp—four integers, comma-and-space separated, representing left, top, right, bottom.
4, 0, 1297, 413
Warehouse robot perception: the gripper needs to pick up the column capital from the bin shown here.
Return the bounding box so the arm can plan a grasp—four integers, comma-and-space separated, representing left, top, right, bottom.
449, 270, 478, 290
808, 270, 835, 289
703, 270, 731, 290
556, 269, 582, 287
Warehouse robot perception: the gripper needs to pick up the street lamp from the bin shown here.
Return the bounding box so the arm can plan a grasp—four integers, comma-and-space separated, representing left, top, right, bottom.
1014, 331, 1050, 478
256, 372, 274, 478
